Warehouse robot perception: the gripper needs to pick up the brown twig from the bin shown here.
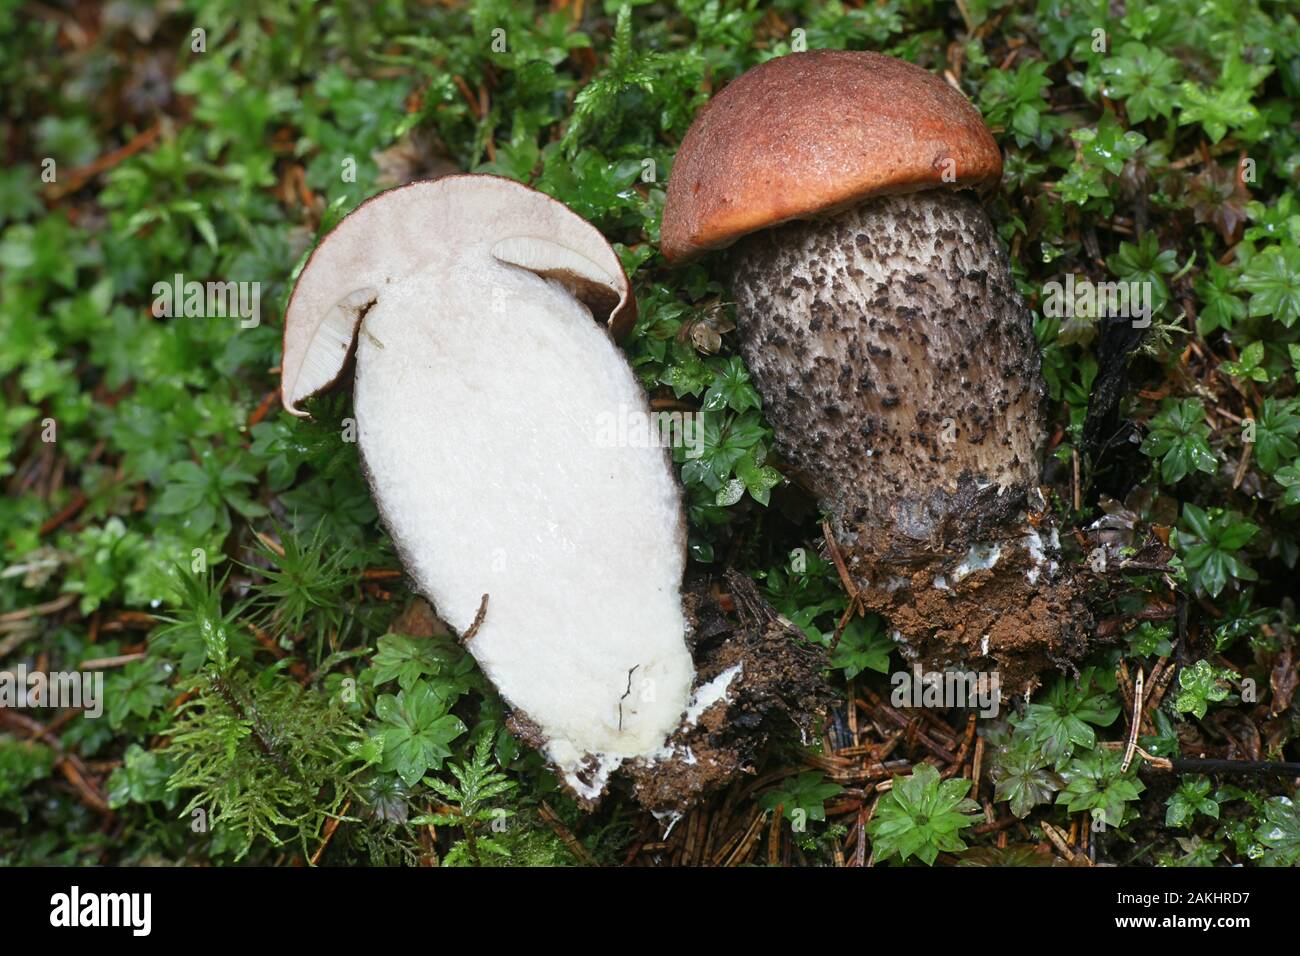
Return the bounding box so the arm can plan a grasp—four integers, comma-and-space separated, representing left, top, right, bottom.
460, 594, 489, 645
78, 652, 148, 670
0, 710, 110, 815
39, 492, 88, 535
821, 520, 858, 601
0, 592, 78, 625
1041, 820, 1088, 865
309, 800, 351, 866
247, 389, 280, 429
539, 801, 599, 865
254, 530, 286, 558
1121, 667, 1144, 773
44, 123, 162, 201
941, 714, 979, 779
1231, 438, 1253, 490
720, 810, 765, 866
1143, 658, 1177, 725
1071, 448, 1081, 511
766, 803, 783, 866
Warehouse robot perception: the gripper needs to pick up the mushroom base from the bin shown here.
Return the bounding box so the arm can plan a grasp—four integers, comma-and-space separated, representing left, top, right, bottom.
849, 517, 1093, 696
497, 569, 828, 812
625, 571, 830, 815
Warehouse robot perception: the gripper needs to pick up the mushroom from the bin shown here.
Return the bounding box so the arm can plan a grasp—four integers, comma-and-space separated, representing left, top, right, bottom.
282, 175, 637, 416
661, 52, 1088, 692
282, 174, 823, 805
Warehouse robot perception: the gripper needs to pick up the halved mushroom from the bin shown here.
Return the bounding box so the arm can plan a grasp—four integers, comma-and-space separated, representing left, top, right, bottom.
282, 175, 822, 806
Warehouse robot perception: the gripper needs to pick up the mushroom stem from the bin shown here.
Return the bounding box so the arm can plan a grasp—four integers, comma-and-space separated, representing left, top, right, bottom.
729, 189, 1087, 692
731, 189, 1043, 556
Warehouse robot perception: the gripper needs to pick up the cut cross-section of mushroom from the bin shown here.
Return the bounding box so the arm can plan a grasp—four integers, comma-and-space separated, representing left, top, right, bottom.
282, 175, 684, 799
281, 175, 828, 808
281, 175, 636, 417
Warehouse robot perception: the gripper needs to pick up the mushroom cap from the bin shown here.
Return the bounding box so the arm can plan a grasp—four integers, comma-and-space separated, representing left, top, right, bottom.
661, 50, 1002, 261
281, 174, 636, 416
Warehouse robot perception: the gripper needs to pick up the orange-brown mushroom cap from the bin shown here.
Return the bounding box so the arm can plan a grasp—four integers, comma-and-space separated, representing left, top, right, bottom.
661, 51, 1002, 261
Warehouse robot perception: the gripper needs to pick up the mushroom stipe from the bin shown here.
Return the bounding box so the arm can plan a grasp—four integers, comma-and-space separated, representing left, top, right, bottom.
729, 191, 1092, 693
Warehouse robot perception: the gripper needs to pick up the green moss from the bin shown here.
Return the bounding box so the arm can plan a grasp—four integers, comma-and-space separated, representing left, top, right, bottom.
2, 0, 1299, 866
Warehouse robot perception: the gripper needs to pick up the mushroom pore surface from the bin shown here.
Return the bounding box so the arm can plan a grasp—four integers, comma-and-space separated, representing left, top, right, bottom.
730, 189, 1089, 691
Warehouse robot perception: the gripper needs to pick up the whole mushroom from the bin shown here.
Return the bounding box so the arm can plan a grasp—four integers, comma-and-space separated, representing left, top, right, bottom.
662, 51, 1089, 693
282, 174, 823, 807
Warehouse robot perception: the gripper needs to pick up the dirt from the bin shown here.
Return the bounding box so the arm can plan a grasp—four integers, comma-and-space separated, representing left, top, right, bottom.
847, 517, 1094, 696
625, 570, 830, 814
388, 597, 448, 639
451, 568, 829, 814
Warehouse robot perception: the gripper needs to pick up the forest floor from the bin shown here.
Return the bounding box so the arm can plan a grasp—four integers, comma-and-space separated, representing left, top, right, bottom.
2, 0, 1299, 867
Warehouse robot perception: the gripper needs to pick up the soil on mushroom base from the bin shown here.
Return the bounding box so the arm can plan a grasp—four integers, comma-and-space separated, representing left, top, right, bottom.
626, 571, 829, 814
851, 539, 1094, 696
